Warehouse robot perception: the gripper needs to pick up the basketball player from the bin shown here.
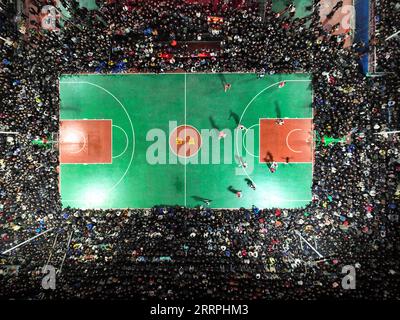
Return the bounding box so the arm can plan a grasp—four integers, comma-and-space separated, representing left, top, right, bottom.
247, 180, 256, 190
238, 157, 248, 168
270, 161, 278, 173
218, 130, 227, 139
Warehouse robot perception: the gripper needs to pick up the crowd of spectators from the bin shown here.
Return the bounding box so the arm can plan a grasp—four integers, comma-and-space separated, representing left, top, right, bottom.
0, 0, 399, 300
374, 0, 400, 74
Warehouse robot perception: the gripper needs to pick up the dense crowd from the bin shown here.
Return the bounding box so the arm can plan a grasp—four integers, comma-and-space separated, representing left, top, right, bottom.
374, 0, 400, 74
0, 0, 399, 300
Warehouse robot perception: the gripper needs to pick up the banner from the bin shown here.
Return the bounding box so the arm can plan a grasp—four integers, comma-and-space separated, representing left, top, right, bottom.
207, 16, 224, 24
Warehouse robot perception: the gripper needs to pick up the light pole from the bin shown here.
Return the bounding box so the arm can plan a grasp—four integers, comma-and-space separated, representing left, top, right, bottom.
385, 30, 400, 41
0, 36, 14, 46
294, 230, 323, 258
1, 228, 55, 255
373, 130, 400, 136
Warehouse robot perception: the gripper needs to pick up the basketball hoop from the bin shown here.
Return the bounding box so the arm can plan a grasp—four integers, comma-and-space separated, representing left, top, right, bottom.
345, 133, 352, 144
51, 132, 59, 151
314, 131, 322, 147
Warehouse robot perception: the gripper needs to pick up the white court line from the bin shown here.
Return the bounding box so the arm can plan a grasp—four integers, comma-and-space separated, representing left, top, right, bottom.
60, 119, 113, 121
59, 164, 62, 200
168, 125, 202, 159
267, 162, 313, 164
110, 119, 113, 164
60, 76, 313, 207
62, 72, 309, 75
59, 162, 111, 165
60, 81, 135, 195
312, 130, 316, 178
184, 74, 187, 207
61, 200, 312, 208
236, 79, 312, 180
258, 117, 313, 119
112, 125, 129, 159
311, 88, 315, 180
286, 129, 303, 153
61, 130, 87, 154
59, 119, 113, 163
242, 124, 259, 158
235, 79, 313, 203
60, 201, 313, 211
276, 199, 311, 202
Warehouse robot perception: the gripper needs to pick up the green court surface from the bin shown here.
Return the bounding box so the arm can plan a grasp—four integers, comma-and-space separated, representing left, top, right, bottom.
59, 73, 313, 209
272, 0, 313, 19
58, 0, 98, 22
78, 0, 99, 10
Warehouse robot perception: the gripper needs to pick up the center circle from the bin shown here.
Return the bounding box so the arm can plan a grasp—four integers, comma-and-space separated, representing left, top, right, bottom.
169, 125, 202, 158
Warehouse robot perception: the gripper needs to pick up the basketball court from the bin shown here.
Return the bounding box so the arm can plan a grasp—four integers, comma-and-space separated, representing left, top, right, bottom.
58, 73, 313, 209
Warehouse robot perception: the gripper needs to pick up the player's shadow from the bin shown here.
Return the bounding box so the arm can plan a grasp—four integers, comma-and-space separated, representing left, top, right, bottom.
192, 196, 210, 203
209, 116, 220, 130
228, 186, 240, 194
264, 151, 274, 163
281, 156, 294, 164
275, 102, 282, 118
228, 110, 240, 126
305, 4, 313, 11
62, 104, 81, 115
174, 176, 184, 193
244, 178, 254, 188
234, 155, 244, 164
218, 74, 228, 89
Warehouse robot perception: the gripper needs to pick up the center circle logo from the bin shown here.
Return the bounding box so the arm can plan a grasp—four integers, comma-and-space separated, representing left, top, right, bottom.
169, 125, 202, 158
